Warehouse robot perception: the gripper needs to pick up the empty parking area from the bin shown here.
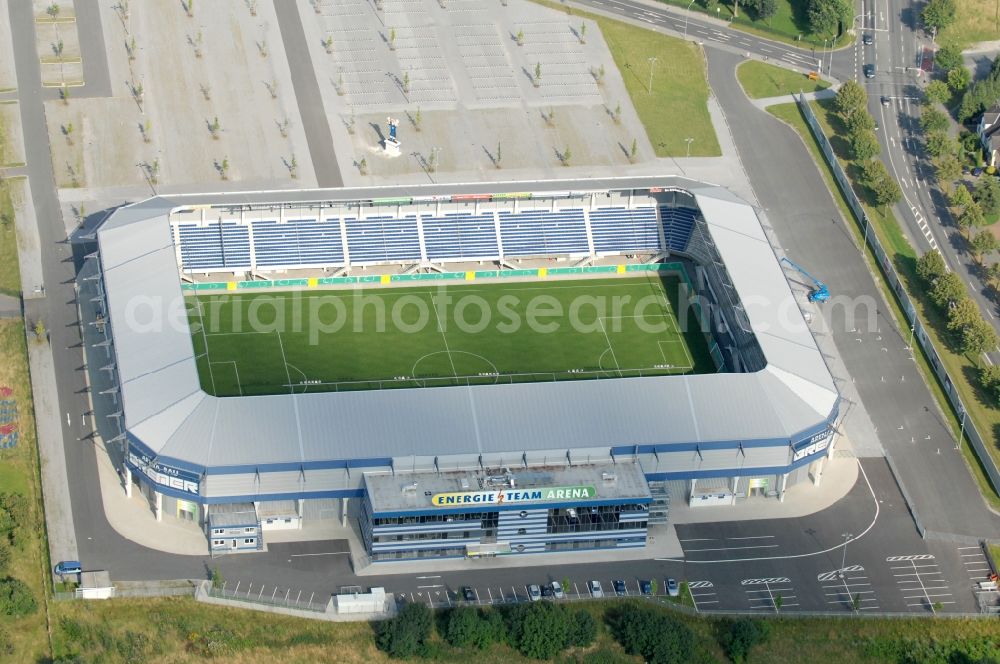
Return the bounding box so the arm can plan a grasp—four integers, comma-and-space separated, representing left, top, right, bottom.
886, 554, 954, 612
817, 565, 879, 611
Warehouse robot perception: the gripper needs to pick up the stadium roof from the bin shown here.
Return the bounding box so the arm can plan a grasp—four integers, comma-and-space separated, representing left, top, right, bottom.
94, 176, 839, 473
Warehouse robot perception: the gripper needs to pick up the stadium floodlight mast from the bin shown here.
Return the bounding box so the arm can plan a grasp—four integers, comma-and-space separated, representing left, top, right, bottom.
685, 137, 694, 158
838, 532, 853, 578
646, 56, 658, 94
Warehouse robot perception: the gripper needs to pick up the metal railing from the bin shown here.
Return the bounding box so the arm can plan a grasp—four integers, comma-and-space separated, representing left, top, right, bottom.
209, 581, 327, 613
795, 93, 1000, 504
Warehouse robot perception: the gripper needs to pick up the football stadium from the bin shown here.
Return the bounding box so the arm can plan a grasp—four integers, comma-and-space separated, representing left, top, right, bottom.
80, 176, 841, 559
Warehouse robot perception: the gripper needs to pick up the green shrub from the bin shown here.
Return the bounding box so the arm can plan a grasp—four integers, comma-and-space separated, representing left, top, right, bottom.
568, 608, 598, 647
720, 618, 770, 663
609, 604, 694, 664
505, 601, 572, 660
0, 576, 37, 617
445, 607, 503, 649
375, 601, 432, 658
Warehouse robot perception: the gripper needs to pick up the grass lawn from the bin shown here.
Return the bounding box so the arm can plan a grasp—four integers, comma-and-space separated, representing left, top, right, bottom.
190, 276, 716, 396
48, 594, 1000, 663
0, 319, 50, 663
657, 0, 851, 48
534, 0, 720, 157
990, 543, 1000, 573
940, 0, 1000, 47
0, 177, 20, 297
768, 100, 1000, 508
736, 60, 830, 99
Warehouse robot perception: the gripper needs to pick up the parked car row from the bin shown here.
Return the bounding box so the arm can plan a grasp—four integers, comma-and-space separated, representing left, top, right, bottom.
459, 577, 680, 604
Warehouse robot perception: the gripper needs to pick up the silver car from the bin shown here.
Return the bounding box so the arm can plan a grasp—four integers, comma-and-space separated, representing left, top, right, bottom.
551, 581, 565, 599
528, 584, 542, 601
588, 580, 604, 598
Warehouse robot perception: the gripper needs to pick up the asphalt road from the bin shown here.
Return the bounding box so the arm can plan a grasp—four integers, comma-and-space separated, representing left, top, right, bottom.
273, 0, 343, 188
705, 45, 1000, 540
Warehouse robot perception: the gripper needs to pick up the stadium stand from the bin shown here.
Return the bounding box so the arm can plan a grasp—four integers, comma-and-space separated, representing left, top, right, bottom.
252, 219, 344, 268
588, 206, 659, 254
422, 212, 500, 261
344, 215, 422, 264
171, 203, 700, 272
497, 208, 589, 256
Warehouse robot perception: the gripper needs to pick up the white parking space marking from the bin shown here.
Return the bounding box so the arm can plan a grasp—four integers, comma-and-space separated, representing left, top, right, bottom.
817, 566, 879, 611
957, 546, 993, 581
742, 577, 797, 610
687, 580, 716, 611
887, 554, 954, 610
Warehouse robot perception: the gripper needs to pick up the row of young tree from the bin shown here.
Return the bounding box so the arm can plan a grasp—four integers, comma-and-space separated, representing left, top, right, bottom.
916, 250, 999, 361
691, 0, 850, 35
375, 600, 771, 664
834, 81, 902, 209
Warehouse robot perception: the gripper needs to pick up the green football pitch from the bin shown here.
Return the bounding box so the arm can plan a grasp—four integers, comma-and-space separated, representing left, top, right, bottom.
188, 275, 717, 396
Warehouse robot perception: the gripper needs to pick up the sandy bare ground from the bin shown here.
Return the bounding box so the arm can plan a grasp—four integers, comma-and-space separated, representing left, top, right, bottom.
0, 0, 17, 91
47, 0, 316, 190
36, 21, 83, 87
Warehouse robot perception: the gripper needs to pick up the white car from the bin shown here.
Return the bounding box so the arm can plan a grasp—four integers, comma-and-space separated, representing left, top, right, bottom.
551, 581, 565, 599
528, 584, 542, 601
588, 580, 604, 598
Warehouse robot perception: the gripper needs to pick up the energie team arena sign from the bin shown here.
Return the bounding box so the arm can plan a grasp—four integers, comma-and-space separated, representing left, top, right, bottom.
432, 485, 597, 507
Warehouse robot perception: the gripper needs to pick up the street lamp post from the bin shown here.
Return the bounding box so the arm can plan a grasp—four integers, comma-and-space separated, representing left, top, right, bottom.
684, 0, 695, 39
839, 532, 853, 577
647, 56, 658, 94
685, 137, 694, 157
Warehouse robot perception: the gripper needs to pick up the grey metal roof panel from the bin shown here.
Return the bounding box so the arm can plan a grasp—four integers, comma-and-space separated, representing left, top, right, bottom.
93, 179, 839, 473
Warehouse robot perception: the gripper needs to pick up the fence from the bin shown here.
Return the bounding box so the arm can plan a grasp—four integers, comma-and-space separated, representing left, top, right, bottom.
53, 580, 199, 601
180, 262, 688, 292
209, 581, 328, 613
795, 93, 1000, 504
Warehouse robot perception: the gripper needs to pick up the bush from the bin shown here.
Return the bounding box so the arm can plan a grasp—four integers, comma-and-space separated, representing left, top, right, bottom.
0, 577, 37, 617
568, 608, 598, 648
610, 604, 694, 664
505, 601, 572, 660
0, 627, 12, 658
916, 250, 947, 283
375, 601, 432, 658
0, 493, 28, 546
445, 607, 504, 649
979, 364, 1000, 405
721, 618, 770, 663
936, 44, 963, 71
0, 540, 10, 575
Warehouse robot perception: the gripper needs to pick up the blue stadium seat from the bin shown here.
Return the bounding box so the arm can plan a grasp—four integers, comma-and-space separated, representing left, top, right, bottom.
588, 207, 660, 253
422, 212, 499, 261
175, 222, 251, 270
498, 209, 589, 256
659, 206, 698, 252
252, 218, 345, 268
344, 216, 421, 264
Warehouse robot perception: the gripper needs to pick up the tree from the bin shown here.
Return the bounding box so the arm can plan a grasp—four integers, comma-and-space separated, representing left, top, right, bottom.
835, 80, 867, 120
516, 29, 524, 45
925, 131, 956, 158
807, 0, 851, 37
208, 116, 221, 139
561, 146, 571, 165
579, 22, 586, 43
612, 604, 694, 664
916, 249, 947, 282
950, 183, 974, 209
960, 201, 987, 234
851, 130, 880, 162
844, 109, 875, 135
402, 71, 409, 93
375, 601, 432, 658
930, 271, 966, 308
761, 0, 779, 20
446, 607, 499, 649
721, 619, 770, 663
934, 154, 962, 186
506, 601, 572, 660
629, 137, 638, 162
980, 363, 1000, 404
534, 61, 542, 86
936, 44, 963, 71
948, 297, 981, 331
46, 3, 60, 20
413, 106, 422, 131
920, 106, 949, 134
922, 0, 957, 31
974, 176, 1000, 219
948, 66, 971, 92
0, 578, 37, 617
388, 26, 396, 50
568, 609, 597, 647
862, 160, 902, 207
33, 319, 46, 343
961, 317, 999, 356
210, 567, 224, 589
925, 80, 951, 105
971, 229, 1000, 262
